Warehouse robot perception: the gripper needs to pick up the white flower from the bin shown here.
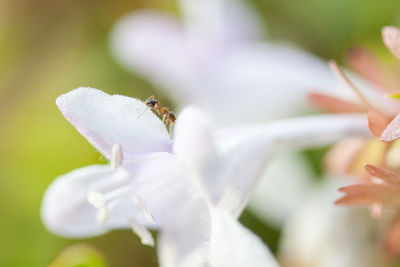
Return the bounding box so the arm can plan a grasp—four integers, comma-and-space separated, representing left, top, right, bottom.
109, 0, 385, 226
279, 178, 384, 267
110, 0, 371, 125
42, 87, 370, 266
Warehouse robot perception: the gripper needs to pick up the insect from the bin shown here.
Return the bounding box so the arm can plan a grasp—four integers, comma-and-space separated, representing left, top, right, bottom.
139, 96, 176, 133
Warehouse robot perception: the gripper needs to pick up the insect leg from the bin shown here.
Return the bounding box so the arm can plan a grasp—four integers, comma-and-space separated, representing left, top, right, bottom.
137, 107, 150, 119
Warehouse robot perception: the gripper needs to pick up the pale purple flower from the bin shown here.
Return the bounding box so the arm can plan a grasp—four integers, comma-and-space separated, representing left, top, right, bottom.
109, 0, 382, 125
42, 87, 371, 266
109, 0, 386, 226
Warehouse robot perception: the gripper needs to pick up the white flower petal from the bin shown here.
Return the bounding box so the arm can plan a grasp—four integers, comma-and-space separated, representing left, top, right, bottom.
175, 111, 369, 218
110, 11, 193, 101
179, 0, 264, 46
42, 151, 195, 239
157, 232, 206, 267
173, 107, 215, 166
156, 195, 210, 267
208, 209, 279, 267
215, 114, 370, 217
56, 87, 172, 160
120, 152, 200, 228
41, 165, 127, 238
110, 1, 264, 107
198, 43, 360, 124
173, 107, 225, 205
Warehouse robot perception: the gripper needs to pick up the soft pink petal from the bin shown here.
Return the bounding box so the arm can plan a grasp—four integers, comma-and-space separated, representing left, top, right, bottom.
345, 46, 394, 91
384, 213, 400, 258
336, 183, 400, 206
381, 113, 400, 142
56, 87, 172, 160
364, 164, 400, 187
367, 109, 391, 137
308, 92, 363, 113
324, 137, 367, 174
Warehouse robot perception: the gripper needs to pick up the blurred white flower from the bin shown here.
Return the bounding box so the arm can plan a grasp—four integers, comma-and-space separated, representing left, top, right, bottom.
248, 152, 315, 228
279, 178, 384, 267
110, 0, 360, 125
42, 87, 370, 267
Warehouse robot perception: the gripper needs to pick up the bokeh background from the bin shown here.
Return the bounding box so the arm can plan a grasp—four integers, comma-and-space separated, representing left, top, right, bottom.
1, 0, 400, 266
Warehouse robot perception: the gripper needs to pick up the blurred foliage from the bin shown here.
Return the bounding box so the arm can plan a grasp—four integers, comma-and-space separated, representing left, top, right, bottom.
49, 244, 107, 267
240, 210, 280, 253
302, 147, 330, 180
1, 0, 400, 266
253, 0, 400, 60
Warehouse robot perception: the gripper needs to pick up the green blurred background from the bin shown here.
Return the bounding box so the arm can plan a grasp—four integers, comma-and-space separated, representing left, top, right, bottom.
1, 0, 400, 266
